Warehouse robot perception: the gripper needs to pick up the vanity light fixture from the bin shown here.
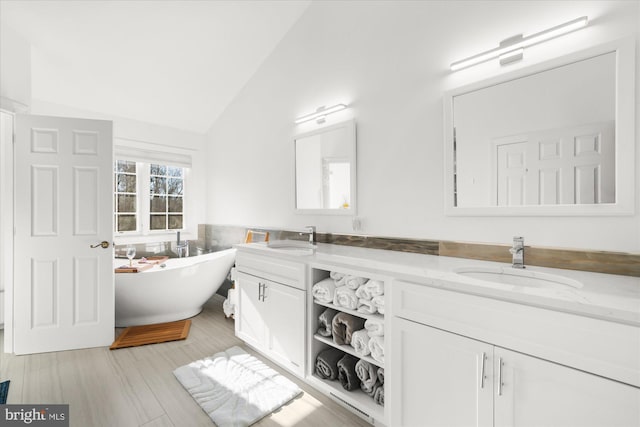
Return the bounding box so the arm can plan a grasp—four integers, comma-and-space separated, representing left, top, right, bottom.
294, 104, 347, 124
450, 16, 588, 71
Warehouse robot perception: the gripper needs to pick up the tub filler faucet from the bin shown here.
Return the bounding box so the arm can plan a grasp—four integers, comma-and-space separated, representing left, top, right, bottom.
509, 236, 525, 269
176, 231, 188, 257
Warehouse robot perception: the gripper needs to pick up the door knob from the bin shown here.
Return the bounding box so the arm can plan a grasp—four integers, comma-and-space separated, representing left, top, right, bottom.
90, 241, 110, 249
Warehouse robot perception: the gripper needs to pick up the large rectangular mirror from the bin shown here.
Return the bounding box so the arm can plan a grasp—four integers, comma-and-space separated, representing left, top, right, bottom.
294, 119, 356, 214
444, 38, 635, 216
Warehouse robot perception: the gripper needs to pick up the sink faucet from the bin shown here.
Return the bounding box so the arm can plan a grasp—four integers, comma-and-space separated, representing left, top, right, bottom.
509, 236, 525, 269
304, 226, 316, 245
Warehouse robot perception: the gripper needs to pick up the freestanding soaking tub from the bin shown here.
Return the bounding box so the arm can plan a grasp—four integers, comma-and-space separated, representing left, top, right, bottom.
114, 248, 236, 326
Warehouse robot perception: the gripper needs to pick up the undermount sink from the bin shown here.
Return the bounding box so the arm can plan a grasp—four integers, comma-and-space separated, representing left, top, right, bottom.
454, 266, 583, 290
265, 240, 316, 255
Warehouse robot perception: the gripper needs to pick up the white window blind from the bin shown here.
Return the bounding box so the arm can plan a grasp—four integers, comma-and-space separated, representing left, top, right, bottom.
114, 139, 192, 168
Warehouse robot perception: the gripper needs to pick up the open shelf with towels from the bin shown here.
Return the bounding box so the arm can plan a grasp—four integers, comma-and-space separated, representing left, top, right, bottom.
307, 264, 387, 426
313, 300, 384, 323
307, 369, 385, 423
313, 334, 384, 369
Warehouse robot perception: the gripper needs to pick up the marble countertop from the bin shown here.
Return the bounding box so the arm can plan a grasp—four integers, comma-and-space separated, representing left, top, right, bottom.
235, 241, 640, 327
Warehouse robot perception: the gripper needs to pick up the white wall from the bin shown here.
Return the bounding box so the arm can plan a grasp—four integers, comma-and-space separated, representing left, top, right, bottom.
0, 24, 30, 107
206, 0, 640, 252
0, 22, 27, 334
31, 99, 208, 243
0, 111, 15, 329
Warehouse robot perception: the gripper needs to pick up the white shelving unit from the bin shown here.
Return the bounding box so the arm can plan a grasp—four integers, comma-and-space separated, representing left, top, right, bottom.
308, 266, 387, 426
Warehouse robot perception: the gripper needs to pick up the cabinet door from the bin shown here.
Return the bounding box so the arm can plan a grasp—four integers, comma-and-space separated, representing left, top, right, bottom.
494, 347, 640, 427
235, 272, 266, 349
390, 317, 493, 427
263, 280, 305, 375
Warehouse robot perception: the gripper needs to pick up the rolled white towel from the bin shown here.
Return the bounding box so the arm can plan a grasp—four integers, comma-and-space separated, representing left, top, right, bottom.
365, 280, 384, 297
371, 295, 385, 315
333, 286, 358, 310
364, 318, 384, 337
354, 279, 384, 299
350, 329, 371, 357
312, 278, 336, 304
344, 275, 368, 290
355, 284, 370, 300
330, 271, 345, 281
357, 299, 377, 314
330, 271, 346, 287
368, 336, 385, 364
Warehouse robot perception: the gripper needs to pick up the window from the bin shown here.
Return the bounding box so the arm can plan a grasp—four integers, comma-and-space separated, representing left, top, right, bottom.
114, 161, 186, 234
114, 160, 137, 232
150, 164, 184, 230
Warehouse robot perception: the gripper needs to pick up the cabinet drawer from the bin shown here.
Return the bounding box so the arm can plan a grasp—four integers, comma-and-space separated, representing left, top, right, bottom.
393, 280, 640, 388
236, 251, 305, 289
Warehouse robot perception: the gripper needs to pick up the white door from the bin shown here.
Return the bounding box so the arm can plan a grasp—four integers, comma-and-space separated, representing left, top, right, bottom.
494, 347, 640, 427
532, 122, 615, 205
496, 142, 528, 206
235, 272, 266, 349
494, 122, 615, 206
390, 318, 494, 427
264, 280, 305, 375
14, 114, 114, 354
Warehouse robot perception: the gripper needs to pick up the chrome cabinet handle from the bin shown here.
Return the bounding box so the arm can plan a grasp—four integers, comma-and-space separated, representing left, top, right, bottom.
90, 241, 110, 249
498, 357, 503, 396
480, 352, 486, 389
262, 284, 267, 301
258, 283, 263, 301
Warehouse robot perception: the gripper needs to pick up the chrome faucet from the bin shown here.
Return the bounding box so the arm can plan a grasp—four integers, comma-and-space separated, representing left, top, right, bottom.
509, 236, 525, 269
176, 231, 188, 257
304, 226, 316, 245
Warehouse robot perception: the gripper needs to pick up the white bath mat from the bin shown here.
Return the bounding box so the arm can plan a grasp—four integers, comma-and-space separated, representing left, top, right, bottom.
173, 346, 302, 427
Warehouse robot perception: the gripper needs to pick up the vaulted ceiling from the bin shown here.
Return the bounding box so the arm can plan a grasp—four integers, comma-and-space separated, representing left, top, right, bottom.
1, 0, 311, 133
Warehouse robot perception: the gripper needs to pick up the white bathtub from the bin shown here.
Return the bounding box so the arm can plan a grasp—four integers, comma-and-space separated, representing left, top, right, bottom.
114, 248, 236, 327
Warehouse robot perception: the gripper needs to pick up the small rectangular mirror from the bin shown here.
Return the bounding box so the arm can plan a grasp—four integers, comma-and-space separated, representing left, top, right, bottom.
294, 119, 356, 214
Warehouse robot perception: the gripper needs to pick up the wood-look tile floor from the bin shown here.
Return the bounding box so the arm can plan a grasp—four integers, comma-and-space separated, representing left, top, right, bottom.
0, 295, 371, 427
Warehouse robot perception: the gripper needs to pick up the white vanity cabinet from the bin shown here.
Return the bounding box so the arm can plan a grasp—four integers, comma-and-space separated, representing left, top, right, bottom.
233, 243, 639, 426
493, 346, 639, 427
392, 317, 493, 426
390, 280, 640, 427
235, 251, 306, 377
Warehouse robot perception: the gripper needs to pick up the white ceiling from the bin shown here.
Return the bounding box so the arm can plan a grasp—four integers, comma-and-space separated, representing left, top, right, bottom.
1, 0, 311, 133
